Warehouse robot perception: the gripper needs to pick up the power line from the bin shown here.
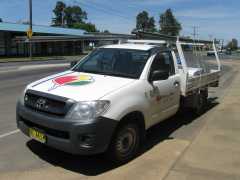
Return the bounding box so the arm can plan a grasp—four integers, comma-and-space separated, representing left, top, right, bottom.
74, 0, 140, 15
64, 0, 204, 39
82, 1, 128, 17
71, 0, 134, 23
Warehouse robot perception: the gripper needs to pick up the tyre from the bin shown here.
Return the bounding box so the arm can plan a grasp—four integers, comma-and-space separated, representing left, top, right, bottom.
107, 122, 141, 164
202, 89, 208, 106
194, 90, 208, 115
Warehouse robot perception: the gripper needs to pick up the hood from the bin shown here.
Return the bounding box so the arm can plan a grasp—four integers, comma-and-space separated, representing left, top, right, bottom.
27, 71, 135, 101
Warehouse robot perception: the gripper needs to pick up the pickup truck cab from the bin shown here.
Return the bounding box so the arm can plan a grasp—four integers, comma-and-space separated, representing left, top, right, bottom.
17, 40, 221, 163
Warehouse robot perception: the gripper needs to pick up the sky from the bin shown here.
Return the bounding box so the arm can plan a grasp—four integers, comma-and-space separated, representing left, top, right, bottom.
0, 0, 239, 43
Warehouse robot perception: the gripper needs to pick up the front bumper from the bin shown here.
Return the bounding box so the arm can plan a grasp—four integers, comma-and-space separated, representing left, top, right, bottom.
16, 101, 117, 155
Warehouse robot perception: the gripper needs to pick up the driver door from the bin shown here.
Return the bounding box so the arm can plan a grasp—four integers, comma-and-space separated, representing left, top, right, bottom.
148, 51, 180, 125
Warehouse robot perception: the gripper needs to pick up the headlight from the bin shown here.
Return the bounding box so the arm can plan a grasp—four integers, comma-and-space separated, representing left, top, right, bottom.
19, 88, 27, 105
66, 100, 110, 122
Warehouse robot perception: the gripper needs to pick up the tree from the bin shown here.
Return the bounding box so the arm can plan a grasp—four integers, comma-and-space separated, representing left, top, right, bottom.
72, 22, 97, 32
232, 39, 238, 50
135, 11, 156, 32
64, 5, 87, 28
52, 1, 66, 26
52, 1, 98, 32
136, 11, 149, 32
148, 17, 156, 32
159, 9, 182, 36
103, 30, 110, 34
227, 39, 238, 50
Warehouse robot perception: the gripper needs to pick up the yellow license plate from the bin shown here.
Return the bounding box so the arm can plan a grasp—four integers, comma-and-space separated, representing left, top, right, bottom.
29, 128, 46, 143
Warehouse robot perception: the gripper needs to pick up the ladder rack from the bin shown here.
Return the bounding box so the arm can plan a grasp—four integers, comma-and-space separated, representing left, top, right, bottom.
126, 39, 167, 45
132, 30, 215, 45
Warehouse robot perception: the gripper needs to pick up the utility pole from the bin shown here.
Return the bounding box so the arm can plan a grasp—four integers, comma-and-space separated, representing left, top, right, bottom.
221, 39, 224, 51
29, 0, 33, 59
191, 26, 200, 58
62, 11, 64, 27
218, 39, 224, 51
192, 26, 199, 40
61, 8, 65, 27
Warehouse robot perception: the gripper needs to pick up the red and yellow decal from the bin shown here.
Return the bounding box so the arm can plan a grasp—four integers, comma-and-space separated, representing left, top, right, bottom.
49, 74, 94, 91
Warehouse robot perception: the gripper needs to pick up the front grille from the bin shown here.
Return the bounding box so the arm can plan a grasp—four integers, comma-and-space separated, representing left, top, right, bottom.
20, 117, 69, 139
24, 90, 73, 116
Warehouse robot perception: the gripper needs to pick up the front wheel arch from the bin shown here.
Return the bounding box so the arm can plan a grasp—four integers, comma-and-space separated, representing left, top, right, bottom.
118, 111, 146, 142
106, 111, 146, 163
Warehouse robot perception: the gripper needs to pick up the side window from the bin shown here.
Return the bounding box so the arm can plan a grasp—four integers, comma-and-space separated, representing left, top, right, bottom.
162, 52, 175, 75
150, 53, 164, 72
150, 51, 175, 79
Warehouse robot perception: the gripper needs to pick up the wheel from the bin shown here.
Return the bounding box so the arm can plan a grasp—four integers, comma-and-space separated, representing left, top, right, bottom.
202, 89, 208, 106
195, 94, 204, 115
194, 90, 208, 115
107, 122, 141, 164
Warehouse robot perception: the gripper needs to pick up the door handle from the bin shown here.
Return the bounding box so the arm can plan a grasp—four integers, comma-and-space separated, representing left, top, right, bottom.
174, 81, 180, 87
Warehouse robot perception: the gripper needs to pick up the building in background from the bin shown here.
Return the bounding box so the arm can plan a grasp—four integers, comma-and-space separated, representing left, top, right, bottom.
0, 22, 133, 57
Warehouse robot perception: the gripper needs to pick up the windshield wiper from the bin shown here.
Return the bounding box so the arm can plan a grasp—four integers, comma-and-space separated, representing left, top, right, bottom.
73, 69, 137, 79
102, 71, 137, 79
74, 69, 104, 74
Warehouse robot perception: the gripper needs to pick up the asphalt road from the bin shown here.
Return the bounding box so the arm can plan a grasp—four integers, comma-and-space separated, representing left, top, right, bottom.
0, 60, 236, 178
0, 59, 78, 67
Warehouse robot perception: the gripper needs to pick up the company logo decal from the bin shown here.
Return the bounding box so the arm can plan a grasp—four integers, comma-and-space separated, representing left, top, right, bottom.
35, 98, 47, 110
48, 74, 94, 91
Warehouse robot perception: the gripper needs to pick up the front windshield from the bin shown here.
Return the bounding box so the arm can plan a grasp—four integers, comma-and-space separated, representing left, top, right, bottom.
73, 48, 150, 79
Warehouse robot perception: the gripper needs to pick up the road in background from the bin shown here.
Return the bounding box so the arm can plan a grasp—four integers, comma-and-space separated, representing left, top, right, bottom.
0, 59, 74, 73
0, 66, 67, 135
0, 59, 74, 67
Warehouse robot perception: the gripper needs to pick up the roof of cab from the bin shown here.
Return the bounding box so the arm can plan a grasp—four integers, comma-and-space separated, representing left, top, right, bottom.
102, 43, 156, 51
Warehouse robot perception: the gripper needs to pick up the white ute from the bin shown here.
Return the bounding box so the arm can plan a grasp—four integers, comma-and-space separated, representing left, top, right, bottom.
17, 39, 221, 163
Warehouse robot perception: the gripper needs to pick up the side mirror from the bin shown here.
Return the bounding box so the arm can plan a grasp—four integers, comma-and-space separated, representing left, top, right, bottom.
150, 70, 169, 82
70, 61, 78, 68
